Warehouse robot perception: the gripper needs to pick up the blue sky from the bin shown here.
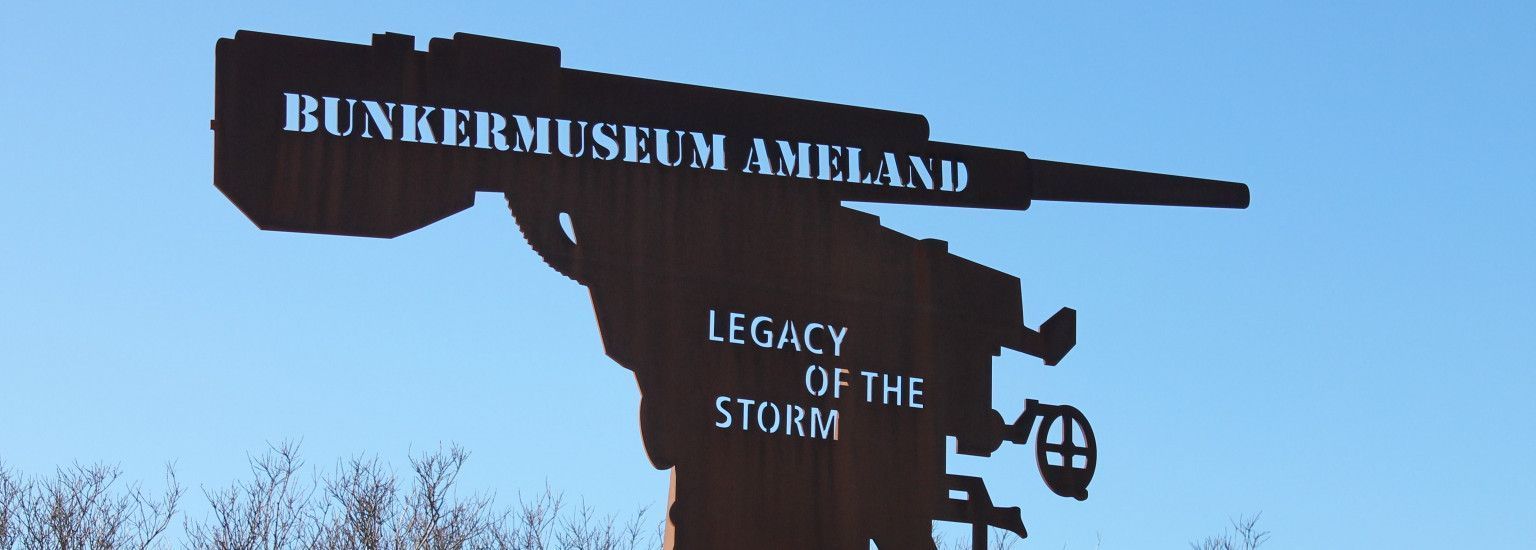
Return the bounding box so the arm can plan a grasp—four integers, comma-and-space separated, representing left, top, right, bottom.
2, 1, 1533, 547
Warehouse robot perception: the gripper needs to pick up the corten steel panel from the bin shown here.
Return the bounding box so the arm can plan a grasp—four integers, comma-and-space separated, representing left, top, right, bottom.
212, 31, 1248, 550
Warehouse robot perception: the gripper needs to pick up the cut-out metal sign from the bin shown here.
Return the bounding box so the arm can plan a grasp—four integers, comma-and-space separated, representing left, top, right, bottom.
213, 31, 1248, 549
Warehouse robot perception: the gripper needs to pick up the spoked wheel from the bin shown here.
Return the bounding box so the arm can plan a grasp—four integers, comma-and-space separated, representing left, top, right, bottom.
1035, 405, 1095, 501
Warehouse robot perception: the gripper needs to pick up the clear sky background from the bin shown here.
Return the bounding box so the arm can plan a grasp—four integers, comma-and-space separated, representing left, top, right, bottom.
2, 1, 1532, 548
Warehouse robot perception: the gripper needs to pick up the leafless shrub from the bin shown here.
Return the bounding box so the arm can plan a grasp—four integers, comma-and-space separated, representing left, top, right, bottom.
186, 441, 314, 549
548, 500, 654, 550
0, 462, 19, 549
16, 447, 1280, 550
180, 443, 659, 550
0, 460, 180, 550
312, 454, 400, 549
932, 527, 1020, 550
1190, 513, 1269, 550
489, 487, 562, 550
395, 446, 492, 549
311, 444, 505, 550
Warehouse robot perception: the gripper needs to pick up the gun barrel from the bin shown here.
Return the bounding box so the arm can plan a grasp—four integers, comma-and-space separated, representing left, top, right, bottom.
1029, 159, 1249, 209
213, 30, 1248, 239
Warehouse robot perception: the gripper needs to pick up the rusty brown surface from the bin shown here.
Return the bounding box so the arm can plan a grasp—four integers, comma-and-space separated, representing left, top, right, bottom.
213, 31, 1247, 549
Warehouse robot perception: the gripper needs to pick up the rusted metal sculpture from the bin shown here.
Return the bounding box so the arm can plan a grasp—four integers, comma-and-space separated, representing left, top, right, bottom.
212, 31, 1248, 549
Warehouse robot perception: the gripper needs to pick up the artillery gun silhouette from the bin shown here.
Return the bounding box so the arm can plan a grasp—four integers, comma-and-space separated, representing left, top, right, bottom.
214, 31, 1248, 549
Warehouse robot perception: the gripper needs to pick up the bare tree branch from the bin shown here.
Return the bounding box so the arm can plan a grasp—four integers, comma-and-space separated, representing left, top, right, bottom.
1190, 513, 1270, 550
